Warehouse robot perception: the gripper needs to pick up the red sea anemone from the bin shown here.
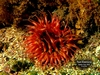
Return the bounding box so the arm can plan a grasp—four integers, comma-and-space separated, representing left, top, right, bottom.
24, 14, 80, 68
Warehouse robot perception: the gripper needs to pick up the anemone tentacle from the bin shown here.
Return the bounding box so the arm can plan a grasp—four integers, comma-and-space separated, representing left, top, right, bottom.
24, 14, 80, 69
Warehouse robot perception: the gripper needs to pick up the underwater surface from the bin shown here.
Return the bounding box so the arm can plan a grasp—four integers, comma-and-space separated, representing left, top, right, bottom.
0, 0, 100, 75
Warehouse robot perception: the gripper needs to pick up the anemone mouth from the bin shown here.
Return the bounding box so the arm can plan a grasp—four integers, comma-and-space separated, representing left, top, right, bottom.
24, 15, 79, 68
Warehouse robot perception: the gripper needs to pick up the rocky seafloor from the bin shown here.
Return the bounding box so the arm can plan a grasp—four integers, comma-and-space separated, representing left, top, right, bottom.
0, 26, 100, 75
0, 0, 100, 75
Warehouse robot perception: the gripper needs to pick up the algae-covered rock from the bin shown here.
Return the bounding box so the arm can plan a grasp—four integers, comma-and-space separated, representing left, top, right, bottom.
27, 71, 37, 75
0, 71, 9, 75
